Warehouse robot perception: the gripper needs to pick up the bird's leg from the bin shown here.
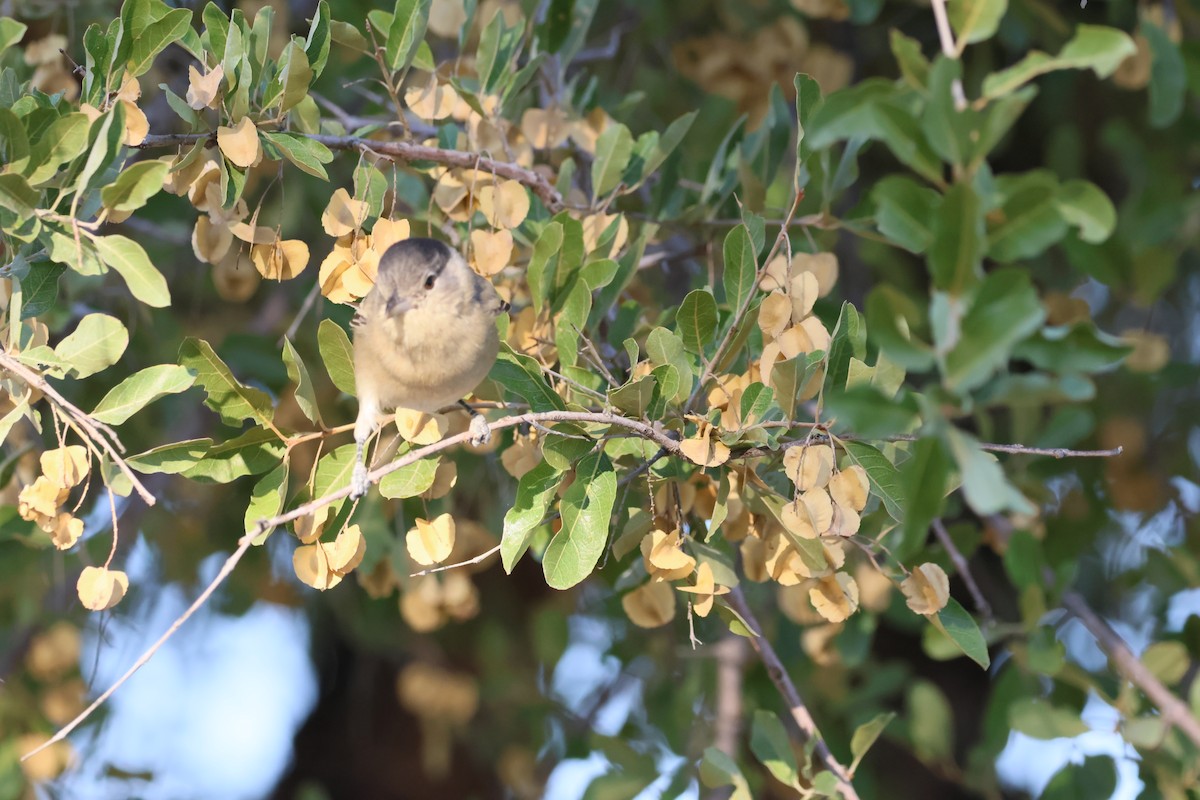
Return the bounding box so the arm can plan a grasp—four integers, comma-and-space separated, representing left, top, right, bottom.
350, 397, 380, 499
460, 399, 492, 447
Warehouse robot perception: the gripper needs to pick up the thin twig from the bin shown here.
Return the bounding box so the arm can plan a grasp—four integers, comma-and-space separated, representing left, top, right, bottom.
0, 351, 155, 505
1062, 592, 1200, 749
732, 432, 1123, 461
724, 586, 861, 800
136, 132, 566, 214
21, 532, 257, 761
409, 543, 501, 577
931, 518, 992, 621
686, 192, 803, 412
279, 281, 322, 346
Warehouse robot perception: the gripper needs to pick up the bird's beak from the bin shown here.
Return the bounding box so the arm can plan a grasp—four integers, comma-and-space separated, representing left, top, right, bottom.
386, 295, 412, 316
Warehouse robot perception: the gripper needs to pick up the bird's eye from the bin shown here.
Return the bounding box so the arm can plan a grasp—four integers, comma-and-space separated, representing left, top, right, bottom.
424, 274, 436, 290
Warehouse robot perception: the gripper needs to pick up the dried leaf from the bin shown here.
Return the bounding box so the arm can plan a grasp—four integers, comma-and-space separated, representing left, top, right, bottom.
901, 563, 950, 615
192, 214, 233, 263
783, 445, 834, 490
40, 446, 89, 489
478, 180, 530, 229
406, 513, 456, 566
217, 117, 261, 169
76, 566, 129, 611
251, 239, 309, 281
293, 542, 343, 590
395, 409, 448, 444
829, 465, 870, 512
758, 291, 791, 340
809, 572, 859, 623
622, 581, 676, 628
470, 228, 513, 276
186, 64, 224, 109
322, 188, 369, 237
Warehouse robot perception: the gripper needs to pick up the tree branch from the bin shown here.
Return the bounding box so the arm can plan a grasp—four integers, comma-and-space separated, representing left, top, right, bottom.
0, 351, 155, 505
724, 586, 861, 800
931, 518, 992, 621
136, 132, 566, 214
733, 433, 1123, 461
1061, 592, 1200, 750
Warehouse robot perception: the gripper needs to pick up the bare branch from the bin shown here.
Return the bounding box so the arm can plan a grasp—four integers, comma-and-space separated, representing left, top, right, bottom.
0, 351, 155, 505
409, 544, 501, 577
931, 518, 992, 621
724, 586, 861, 800
733, 432, 1124, 461
136, 132, 566, 214
1062, 592, 1200, 749
22, 532, 257, 762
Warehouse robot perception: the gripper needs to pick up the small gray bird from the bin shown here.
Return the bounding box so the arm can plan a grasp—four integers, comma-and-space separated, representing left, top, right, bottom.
350, 237, 507, 498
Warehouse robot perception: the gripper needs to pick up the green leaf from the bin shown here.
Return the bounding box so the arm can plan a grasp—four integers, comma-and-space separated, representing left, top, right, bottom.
916, 58, 974, 167
805, 79, 892, 151
981, 25, 1137, 100
1055, 179, 1116, 244
935, 596, 990, 669
928, 181, 984, 295
94, 234, 171, 308
0, 17, 28, 55
318, 318, 356, 396
948, 0, 1007, 46
591, 122, 634, 198
183, 428, 285, 483
312, 442, 357, 499
1013, 323, 1129, 374
26, 113, 90, 186
179, 337, 276, 429
1144, 22, 1185, 128
608, 374, 655, 417
54, 313, 129, 379
543, 452, 615, 589
1008, 698, 1088, 740
750, 711, 801, 789
698, 748, 751, 800
527, 221, 563, 311
76, 101, 125, 195
943, 268, 1045, 392
1042, 756, 1117, 800
19, 264, 65, 320
824, 301, 866, 394
897, 436, 950, 561
872, 102, 943, 184
304, 0, 332, 76
476, 5, 522, 94
645, 327, 692, 403
849, 712, 896, 772
101, 160, 170, 213
945, 427, 1034, 515
0, 173, 37, 221
127, 438, 212, 474
92, 364, 196, 425
282, 338, 323, 426
986, 171, 1068, 262
244, 460, 288, 543
644, 110, 696, 178
841, 440, 904, 522
794, 72, 822, 167
722, 225, 755, 313
872, 175, 942, 253
0, 109, 30, 176
385, 0, 432, 72
127, 7, 192, 77
276, 38, 313, 113
676, 290, 717, 355
260, 131, 332, 180
502, 460, 564, 573
890, 30, 930, 89
378, 458, 439, 499
491, 348, 566, 411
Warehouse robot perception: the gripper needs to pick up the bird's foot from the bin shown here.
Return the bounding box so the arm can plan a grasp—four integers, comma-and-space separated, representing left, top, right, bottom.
468, 413, 492, 447
350, 461, 369, 499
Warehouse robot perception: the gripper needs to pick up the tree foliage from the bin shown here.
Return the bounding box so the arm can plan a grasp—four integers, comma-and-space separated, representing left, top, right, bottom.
1, 0, 1198, 797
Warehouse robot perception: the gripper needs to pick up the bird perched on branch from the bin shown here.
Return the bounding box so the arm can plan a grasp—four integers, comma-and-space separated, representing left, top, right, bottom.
350, 237, 507, 498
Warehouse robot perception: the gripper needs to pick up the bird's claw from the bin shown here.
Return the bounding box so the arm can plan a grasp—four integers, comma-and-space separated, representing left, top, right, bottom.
468, 414, 491, 447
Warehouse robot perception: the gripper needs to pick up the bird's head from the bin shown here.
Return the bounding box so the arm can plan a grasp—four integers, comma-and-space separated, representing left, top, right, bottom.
374, 237, 467, 317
